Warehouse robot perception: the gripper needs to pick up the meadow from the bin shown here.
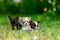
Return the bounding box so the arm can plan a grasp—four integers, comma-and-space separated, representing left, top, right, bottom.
0, 13, 60, 40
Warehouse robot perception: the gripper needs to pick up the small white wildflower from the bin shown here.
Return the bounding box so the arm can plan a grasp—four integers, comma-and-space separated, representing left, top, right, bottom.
33, 36, 38, 40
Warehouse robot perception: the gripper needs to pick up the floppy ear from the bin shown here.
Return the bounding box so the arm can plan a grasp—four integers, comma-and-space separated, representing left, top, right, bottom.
16, 16, 19, 20
8, 16, 11, 20
29, 20, 32, 23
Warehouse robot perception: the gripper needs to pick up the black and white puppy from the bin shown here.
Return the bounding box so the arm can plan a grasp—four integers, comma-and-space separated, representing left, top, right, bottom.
30, 21, 40, 30
8, 16, 22, 30
20, 17, 32, 31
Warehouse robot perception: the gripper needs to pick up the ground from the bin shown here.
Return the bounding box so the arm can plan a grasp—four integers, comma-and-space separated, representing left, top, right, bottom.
0, 14, 60, 40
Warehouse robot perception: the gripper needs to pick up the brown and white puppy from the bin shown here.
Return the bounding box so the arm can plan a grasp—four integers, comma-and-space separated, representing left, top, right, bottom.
29, 21, 40, 30
20, 17, 32, 31
8, 16, 22, 30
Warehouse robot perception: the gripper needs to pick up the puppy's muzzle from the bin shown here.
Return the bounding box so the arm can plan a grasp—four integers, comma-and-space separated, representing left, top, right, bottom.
23, 22, 29, 26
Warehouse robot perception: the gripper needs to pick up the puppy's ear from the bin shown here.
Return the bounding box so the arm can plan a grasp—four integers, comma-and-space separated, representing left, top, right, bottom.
8, 16, 11, 20
37, 21, 40, 23
16, 16, 19, 20
29, 20, 32, 23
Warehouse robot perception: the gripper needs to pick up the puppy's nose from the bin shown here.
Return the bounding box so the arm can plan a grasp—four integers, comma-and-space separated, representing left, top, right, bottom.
24, 23, 27, 25
25, 23, 27, 25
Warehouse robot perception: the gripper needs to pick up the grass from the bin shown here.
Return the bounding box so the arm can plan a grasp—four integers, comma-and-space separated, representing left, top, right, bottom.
0, 13, 60, 40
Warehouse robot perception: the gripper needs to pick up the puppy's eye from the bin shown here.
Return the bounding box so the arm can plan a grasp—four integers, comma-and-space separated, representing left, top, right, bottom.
23, 22, 25, 23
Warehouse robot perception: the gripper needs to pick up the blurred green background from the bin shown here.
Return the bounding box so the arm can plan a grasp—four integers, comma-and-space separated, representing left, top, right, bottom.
0, 0, 60, 24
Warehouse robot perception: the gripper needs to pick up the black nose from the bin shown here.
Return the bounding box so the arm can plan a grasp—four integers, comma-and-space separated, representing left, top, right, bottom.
23, 23, 27, 25
25, 23, 27, 25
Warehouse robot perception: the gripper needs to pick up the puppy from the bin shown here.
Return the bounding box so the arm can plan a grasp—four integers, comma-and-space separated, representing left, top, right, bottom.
29, 21, 40, 30
20, 17, 32, 31
8, 16, 22, 30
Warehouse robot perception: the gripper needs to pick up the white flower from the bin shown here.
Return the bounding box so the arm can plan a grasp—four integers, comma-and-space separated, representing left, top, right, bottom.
33, 36, 38, 40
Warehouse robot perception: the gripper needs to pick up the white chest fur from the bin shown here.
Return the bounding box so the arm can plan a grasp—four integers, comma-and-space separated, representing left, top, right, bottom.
22, 26, 32, 31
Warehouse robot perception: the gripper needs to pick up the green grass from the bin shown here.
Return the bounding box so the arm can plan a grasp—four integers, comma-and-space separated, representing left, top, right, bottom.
0, 14, 60, 40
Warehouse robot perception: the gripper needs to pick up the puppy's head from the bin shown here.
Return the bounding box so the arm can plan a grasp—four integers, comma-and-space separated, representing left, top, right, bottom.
20, 17, 31, 26
30, 21, 40, 30
8, 16, 19, 23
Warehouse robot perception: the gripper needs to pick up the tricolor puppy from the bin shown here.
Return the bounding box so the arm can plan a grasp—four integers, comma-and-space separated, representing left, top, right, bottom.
8, 16, 22, 30
30, 21, 40, 30
20, 17, 32, 31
